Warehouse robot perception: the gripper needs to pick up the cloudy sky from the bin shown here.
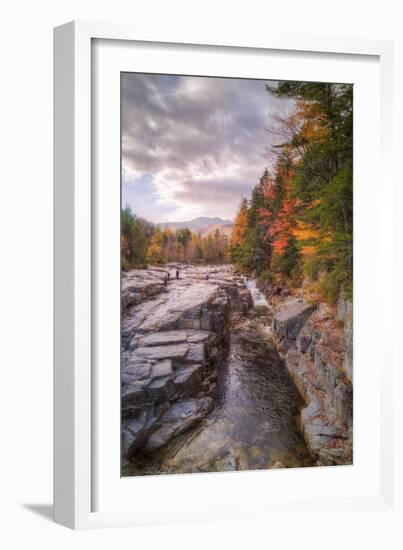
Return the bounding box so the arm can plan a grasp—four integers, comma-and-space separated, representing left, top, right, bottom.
121, 73, 290, 223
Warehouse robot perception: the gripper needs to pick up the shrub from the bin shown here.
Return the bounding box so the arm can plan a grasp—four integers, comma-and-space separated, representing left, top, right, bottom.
260, 269, 273, 283
319, 263, 350, 304
121, 257, 131, 272
341, 284, 353, 303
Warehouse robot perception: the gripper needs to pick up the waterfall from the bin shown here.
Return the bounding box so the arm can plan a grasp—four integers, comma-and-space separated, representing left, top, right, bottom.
244, 278, 269, 308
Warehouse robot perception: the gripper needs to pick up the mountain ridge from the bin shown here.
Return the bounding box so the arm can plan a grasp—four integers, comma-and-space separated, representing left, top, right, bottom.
158, 216, 233, 231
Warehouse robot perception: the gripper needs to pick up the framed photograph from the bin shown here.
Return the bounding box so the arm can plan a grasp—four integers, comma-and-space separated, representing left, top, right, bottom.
54, 21, 394, 529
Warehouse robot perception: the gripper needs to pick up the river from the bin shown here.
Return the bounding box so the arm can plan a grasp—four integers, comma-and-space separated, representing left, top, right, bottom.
123, 266, 313, 474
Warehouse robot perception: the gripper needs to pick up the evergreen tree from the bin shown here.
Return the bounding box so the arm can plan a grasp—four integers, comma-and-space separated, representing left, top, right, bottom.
242, 169, 272, 274
230, 81, 352, 301
267, 81, 353, 300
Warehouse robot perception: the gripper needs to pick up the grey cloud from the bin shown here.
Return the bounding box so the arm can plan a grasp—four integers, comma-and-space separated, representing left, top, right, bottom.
122, 73, 289, 220
173, 176, 254, 205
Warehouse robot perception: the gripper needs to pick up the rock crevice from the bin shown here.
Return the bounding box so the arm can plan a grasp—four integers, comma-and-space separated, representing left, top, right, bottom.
270, 296, 353, 466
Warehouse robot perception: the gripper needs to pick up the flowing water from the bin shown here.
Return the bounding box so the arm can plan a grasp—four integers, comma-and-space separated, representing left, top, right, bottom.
128, 278, 313, 474
245, 277, 270, 308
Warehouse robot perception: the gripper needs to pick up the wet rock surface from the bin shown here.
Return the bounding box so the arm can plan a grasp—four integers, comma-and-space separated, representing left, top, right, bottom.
338, 297, 353, 380
121, 265, 251, 465
121, 264, 352, 474
124, 318, 313, 475
272, 299, 314, 350
271, 299, 353, 466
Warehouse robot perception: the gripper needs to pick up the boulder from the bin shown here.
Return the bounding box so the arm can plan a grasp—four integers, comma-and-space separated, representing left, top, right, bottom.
186, 343, 205, 364
213, 453, 237, 471
272, 300, 314, 348
122, 402, 169, 459
146, 376, 175, 401
121, 385, 148, 408
174, 364, 203, 396
296, 324, 314, 354
144, 397, 212, 452
121, 409, 149, 457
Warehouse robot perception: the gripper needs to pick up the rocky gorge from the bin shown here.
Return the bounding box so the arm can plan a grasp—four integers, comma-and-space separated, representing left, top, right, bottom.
258, 279, 353, 466
121, 263, 353, 475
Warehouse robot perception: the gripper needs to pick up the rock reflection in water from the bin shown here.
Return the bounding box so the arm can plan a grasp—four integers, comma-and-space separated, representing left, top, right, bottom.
126, 317, 313, 475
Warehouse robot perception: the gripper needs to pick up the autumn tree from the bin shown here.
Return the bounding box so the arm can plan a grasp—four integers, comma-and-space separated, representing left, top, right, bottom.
230, 198, 248, 266
147, 227, 166, 264
259, 158, 301, 280
267, 81, 353, 300
121, 208, 231, 268
188, 232, 204, 261
229, 81, 352, 302
121, 206, 148, 270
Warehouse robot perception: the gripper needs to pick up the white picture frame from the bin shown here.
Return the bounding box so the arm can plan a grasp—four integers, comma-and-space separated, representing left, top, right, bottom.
54, 20, 395, 529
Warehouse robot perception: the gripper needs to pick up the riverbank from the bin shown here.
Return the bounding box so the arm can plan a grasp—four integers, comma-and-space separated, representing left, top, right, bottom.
256, 278, 353, 466
121, 263, 352, 474
121, 264, 252, 470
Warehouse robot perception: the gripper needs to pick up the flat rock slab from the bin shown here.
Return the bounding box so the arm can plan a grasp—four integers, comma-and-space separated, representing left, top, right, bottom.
133, 284, 220, 333
133, 343, 189, 361
120, 264, 247, 461
122, 271, 167, 312
121, 362, 152, 385
139, 331, 189, 347
138, 329, 211, 348
151, 359, 173, 379
187, 330, 213, 344
274, 300, 313, 323
122, 265, 237, 339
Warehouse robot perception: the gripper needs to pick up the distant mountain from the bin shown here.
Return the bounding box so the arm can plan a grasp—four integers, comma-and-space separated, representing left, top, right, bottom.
159, 216, 233, 233
199, 223, 234, 238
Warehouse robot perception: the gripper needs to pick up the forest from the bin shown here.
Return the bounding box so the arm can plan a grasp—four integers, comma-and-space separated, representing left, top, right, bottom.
120, 75, 354, 475
122, 80, 352, 304
230, 81, 353, 303
121, 208, 229, 269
